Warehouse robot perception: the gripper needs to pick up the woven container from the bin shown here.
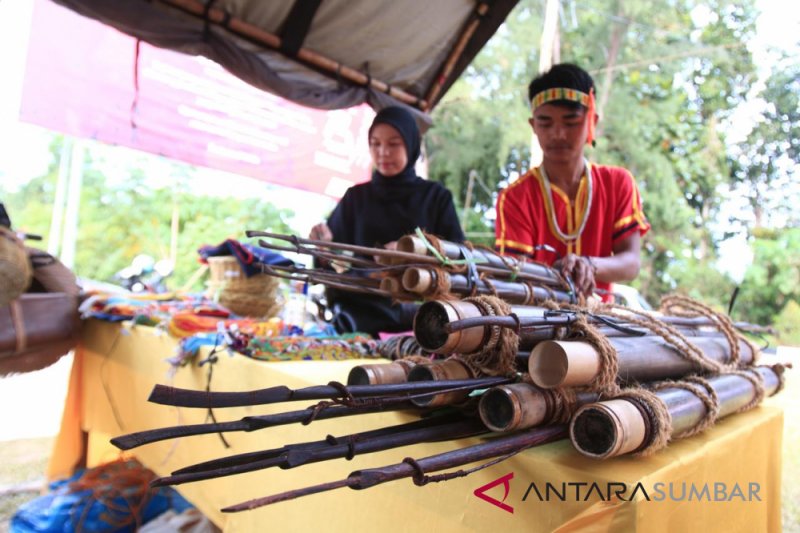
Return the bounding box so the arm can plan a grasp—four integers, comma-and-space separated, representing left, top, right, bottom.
206, 256, 282, 318
0, 227, 32, 307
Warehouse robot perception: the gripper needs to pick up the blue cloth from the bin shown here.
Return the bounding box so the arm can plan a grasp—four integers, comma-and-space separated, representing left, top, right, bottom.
198, 239, 294, 277
11, 466, 192, 532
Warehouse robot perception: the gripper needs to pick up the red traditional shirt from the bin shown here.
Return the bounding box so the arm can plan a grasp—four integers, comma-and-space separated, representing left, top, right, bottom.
494, 163, 650, 296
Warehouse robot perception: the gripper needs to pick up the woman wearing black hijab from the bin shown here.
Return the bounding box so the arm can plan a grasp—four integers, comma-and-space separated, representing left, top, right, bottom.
309, 106, 465, 336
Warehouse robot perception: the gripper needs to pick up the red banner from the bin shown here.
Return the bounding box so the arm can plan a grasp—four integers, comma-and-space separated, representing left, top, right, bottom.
19, 0, 373, 198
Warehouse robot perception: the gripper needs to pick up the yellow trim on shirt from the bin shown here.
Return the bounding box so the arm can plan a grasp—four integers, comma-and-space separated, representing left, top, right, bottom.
494, 238, 535, 254
496, 172, 537, 255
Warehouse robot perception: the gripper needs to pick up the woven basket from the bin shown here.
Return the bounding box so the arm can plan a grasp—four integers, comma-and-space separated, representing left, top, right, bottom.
0, 227, 32, 307
206, 256, 282, 318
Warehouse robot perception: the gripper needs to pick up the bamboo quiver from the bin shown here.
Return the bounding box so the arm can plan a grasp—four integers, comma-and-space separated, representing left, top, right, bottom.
406, 358, 476, 407
528, 336, 757, 389
478, 383, 598, 432
569, 366, 782, 459
401, 267, 572, 304
396, 235, 564, 286
347, 359, 419, 385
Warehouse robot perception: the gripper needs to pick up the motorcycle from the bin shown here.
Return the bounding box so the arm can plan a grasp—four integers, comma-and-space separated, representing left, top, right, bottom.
113, 254, 174, 293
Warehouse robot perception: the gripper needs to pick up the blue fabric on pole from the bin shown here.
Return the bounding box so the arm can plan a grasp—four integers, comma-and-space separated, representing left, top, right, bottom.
198, 239, 295, 277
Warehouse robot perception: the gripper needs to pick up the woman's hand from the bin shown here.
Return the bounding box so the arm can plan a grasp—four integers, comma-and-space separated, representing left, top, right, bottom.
553, 254, 597, 297
309, 223, 333, 242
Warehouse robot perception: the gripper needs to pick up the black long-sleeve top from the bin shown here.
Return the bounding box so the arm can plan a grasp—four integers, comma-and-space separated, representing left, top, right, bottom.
326, 172, 465, 336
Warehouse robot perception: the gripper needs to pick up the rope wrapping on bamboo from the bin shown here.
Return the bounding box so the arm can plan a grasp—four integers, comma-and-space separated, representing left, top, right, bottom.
419, 231, 456, 268
399, 354, 434, 365
376, 335, 430, 360
596, 302, 724, 374
569, 314, 620, 395
546, 387, 579, 424
542, 301, 620, 395
524, 282, 558, 305
650, 376, 720, 438
492, 245, 522, 281
660, 294, 760, 367
477, 271, 497, 298
460, 295, 518, 377
769, 363, 788, 394
615, 387, 673, 457
722, 368, 766, 413
431, 267, 455, 299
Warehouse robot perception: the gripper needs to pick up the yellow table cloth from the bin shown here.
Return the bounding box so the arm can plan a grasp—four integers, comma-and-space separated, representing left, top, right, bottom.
48, 320, 784, 532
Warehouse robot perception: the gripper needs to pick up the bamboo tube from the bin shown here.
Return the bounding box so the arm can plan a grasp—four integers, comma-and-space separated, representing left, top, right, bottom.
413, 300, 554, 354
395, 235, 563, 286
401, 267, 572, 303
478, 383, 599, 432
401, 267, 449, 296
254, 231, 571, 288
379, 276, 418, 301
347, 359, 418, 386
375, 254, 396, 266
528, 336, 757, 389
157, 0, 425, 108
406, 358, 476, 407
529, 341, 602, 388
570, 366, 781, 459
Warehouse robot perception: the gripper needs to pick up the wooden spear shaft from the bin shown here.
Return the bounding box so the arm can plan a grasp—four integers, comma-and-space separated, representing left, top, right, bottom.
252, 231, 568, 287
148, 376, 512, 408
222, 424, 568, 512
153, 415, 486, 487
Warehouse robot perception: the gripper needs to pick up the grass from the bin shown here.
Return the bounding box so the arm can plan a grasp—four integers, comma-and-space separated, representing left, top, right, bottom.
0, 436, 54, 533
781, 365, 800, 532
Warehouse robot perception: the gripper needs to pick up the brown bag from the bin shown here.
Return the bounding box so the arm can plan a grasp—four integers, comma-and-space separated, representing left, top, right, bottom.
27, 248, 80, 296
0, 227, 32, 306
0, 293, 81, 376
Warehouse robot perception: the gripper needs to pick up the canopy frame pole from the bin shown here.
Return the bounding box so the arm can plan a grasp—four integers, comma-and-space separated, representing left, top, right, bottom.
423, 2, 489, 110
157, 0, 426, 109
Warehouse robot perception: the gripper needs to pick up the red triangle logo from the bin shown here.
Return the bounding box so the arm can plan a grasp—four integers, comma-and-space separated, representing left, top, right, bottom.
473, 472, 514, 514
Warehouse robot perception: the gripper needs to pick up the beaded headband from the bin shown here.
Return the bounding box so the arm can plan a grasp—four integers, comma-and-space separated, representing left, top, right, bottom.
530, 87, 597, 145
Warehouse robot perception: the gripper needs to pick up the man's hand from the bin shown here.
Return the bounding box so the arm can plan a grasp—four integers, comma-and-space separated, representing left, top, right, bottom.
553, 254, 597, 297
309, 223, 333, 242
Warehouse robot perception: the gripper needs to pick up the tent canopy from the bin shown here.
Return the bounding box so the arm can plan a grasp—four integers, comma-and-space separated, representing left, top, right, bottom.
53, 0, 520, 126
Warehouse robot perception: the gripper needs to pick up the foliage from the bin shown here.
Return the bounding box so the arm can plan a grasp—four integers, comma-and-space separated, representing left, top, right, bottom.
424, 0, 800, 322
774, 300, 800, 347
730, 57, 800, 230
734, 227, 800, 326
1, 138, 294, 292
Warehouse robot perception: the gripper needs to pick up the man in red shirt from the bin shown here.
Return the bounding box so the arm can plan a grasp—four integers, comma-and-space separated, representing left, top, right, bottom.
495, 63, 650, 299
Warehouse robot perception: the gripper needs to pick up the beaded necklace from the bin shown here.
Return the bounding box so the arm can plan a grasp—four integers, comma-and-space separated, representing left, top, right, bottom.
539, 159, 593, 243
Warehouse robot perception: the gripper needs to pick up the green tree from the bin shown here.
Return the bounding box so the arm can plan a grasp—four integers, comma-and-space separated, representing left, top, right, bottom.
734, 227, 800, 325
731, 58, 800, 230
1, 136, 295, 291
426, 0, 761, 306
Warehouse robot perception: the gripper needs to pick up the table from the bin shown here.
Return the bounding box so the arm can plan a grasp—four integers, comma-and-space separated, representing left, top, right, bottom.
48, 320, 784, 532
